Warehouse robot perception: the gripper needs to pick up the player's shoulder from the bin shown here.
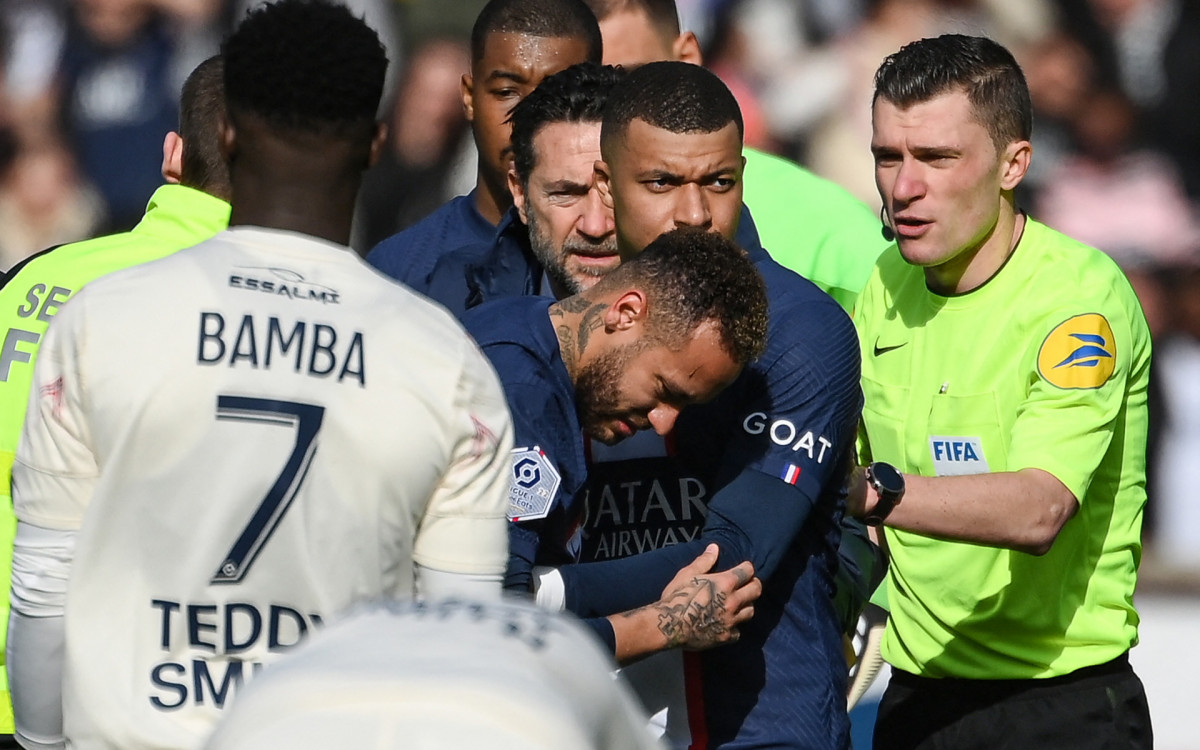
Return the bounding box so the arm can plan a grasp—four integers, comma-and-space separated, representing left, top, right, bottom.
1024, 219, 1127, 280
1018, 220, 1150, 355
744, 148, 852, 198
751, 255, 860, 380
1020, 219, 1144, 314
463, 298, 558, 381
743, 147, 877, 221
462, 297, 550, 343
758, 253, 856, 334
854, 244, 922, 313
367, 195, 473, 266
0, 230, 150, 297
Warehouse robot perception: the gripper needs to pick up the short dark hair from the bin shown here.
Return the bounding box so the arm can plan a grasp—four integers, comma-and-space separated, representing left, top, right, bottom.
471, 0, 603, 66
581, 0, 680, 36
178, 55, 228, 195
222, 0, 388, 138
873, 34, 1033, 149
510, 62, 625, 183
596, 228, 768, 365
601, 61, 743, 151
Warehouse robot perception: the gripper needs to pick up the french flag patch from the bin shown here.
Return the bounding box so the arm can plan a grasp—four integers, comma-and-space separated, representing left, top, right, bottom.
781, 463, 802, 485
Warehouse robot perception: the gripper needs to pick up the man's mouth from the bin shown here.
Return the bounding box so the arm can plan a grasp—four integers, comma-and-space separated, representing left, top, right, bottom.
893, 215, 931, 238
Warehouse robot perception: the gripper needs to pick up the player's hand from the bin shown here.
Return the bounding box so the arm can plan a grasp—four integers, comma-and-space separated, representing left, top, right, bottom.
655, 543, 761, 651
847, 465, 869, 518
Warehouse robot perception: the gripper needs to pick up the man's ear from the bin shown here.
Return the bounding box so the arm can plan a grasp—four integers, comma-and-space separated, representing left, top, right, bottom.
161, 131, 184, 183
594, 159, 614, 211
604, 289, 648, 331
674, 31, 703, 65
1000, 139, 1032, 191
367, 122, 389, 169
461, 73, 476, 122
218, 112, 237, 164
508, 167, 529, 224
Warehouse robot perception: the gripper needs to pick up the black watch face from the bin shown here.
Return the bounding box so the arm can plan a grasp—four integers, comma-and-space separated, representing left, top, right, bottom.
871, 462, 904, 494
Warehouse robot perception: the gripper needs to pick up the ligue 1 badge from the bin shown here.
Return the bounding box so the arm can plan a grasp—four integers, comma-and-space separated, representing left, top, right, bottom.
1037, 313, 1116, 390
507, 446, 562, 521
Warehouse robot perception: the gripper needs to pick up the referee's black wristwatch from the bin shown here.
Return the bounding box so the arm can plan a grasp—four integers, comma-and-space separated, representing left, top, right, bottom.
863, 462, 905, 527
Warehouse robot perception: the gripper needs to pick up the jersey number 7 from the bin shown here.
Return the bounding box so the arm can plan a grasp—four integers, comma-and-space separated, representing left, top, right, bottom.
210, 395, 326, 585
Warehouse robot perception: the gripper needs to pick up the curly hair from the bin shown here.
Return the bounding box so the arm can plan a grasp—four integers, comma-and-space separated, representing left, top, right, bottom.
873, 34, 1032, 150
595, 228, 768, 365
510, 62, 626, 184
471, 0, 602, 66
222, 0, 388, 137
601, 61, 743, 152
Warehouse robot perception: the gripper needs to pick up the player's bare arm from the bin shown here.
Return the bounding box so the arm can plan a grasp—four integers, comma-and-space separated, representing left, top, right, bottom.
608, 543, 760, 664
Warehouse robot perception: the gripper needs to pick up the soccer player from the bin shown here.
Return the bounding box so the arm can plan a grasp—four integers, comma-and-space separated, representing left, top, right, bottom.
541, 61, 864, 749
365, 0, 601, 289
203, 597, 665, 750
580, 0, 887, 649
852, 35, 1153, 749
581, 0, 889, 312
463, 227, 768, 619
0, 54, 231, 744
7, 2, 513, 748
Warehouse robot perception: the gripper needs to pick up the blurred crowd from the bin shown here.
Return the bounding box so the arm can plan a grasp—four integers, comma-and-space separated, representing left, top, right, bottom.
2, 0, 1198, 573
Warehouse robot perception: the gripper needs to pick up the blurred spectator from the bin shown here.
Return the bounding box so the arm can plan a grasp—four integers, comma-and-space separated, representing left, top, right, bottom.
1, 0, 67, 144
395, 0, 488, 48
1036, 87, 1200, 269
0, 1, 112, 270
1021, 31, 1097, 201
353, 37, 475, 252
56, 0, 223, 232
801, 0, 1007, 207
1060, 0, 1200, 200
1152, 266, 1200, 569
701, 2, 782, 152
693, 0, 1054, 184
0, 135, 106, 270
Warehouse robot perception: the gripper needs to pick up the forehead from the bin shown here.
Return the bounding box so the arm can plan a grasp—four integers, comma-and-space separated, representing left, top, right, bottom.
871, 89, 991, 147
476, 32, 591, 81
647, 321, 739, 395
598, 9, 674, 67
609, 118, 742, 175
530, 121, 602, 177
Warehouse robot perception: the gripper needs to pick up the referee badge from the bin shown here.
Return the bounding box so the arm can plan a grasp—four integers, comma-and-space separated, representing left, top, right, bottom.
507, 446, 561, 522
1037, 313, 1116, 390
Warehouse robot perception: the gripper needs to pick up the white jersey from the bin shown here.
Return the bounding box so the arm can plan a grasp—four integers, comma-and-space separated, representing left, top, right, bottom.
204, 597, 664, 750
11, 227, 513, 748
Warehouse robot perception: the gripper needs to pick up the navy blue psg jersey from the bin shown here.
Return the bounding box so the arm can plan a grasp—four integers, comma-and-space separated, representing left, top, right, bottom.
461, 297, 589, 592
567, 243, 862, 750
367, 191, 495, 292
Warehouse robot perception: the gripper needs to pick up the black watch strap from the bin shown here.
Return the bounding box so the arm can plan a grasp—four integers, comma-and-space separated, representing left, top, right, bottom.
863, 462, 904, 527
